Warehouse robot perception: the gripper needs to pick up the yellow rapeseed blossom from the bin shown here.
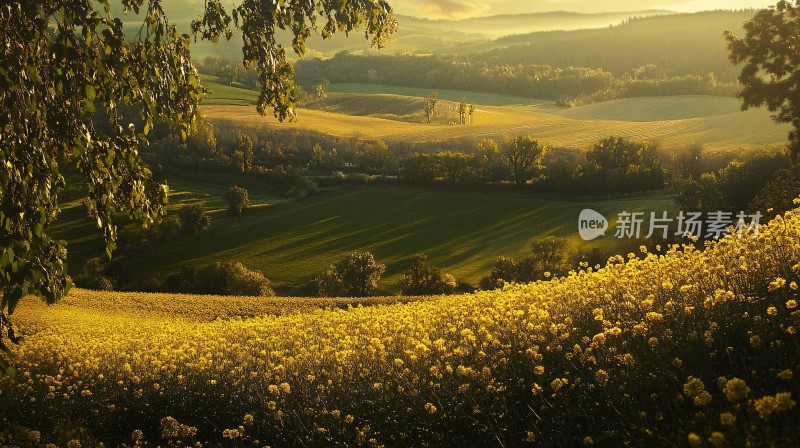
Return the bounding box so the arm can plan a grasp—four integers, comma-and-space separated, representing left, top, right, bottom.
723, 378, 750, 402
720, 412, 736, 426
708, 431, 726, 448
683, 377, 705, 397
4, 205, 800, 446
754, 393, 796, 418
595, 369, 609, 386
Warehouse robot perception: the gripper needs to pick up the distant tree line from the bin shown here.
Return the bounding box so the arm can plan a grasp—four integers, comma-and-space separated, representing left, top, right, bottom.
400, 136, 669, 195
145, 113, 766, 200
294, 53, 736, 107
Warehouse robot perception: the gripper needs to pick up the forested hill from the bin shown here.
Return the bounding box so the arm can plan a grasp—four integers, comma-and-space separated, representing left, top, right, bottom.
294, 10, 753, 104
474, 10, 756, 81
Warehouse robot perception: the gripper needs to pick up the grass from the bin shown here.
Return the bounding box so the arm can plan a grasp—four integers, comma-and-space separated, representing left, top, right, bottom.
202, 83, 790, 153
50, 177, 287, 277
98, 188, 676, 294
199, 75, 259, 106
326, 83, 561, 111
554, 95, 747, 122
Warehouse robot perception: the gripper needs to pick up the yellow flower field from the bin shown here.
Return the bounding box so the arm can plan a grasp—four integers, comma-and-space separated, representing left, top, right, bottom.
2, 208, 800, 447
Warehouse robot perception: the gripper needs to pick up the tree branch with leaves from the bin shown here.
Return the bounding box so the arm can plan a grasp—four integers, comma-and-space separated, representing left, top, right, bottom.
725, 0, 800, 160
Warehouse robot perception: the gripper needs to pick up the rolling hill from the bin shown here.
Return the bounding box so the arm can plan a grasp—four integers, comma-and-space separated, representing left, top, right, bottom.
200, 82, 789, 153
56, 187, 675, 294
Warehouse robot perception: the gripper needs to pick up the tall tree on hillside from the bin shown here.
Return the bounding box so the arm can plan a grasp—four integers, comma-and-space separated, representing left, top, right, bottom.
424, 91, 439, 124
0, 0, 396, 374
316, 77, 331, 101
725, 1, 800, 161
499, 136, 548, 187
458, 99, 467, 125
236, 131, 254, 173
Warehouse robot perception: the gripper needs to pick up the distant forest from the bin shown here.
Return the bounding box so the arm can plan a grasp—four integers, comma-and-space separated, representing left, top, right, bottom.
293, 11, 751, 105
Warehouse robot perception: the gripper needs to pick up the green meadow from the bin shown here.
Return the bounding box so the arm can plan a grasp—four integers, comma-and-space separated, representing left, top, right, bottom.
54, 186, 676, 294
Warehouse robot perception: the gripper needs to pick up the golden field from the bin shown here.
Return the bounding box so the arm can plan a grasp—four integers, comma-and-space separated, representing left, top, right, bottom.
201, 93, 791, 153
2, 207, 800, 446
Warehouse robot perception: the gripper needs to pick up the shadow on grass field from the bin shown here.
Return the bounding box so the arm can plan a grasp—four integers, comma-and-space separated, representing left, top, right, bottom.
107, 187, 676, 294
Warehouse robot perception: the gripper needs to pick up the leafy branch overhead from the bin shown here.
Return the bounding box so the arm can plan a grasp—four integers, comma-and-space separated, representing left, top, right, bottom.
191, 0, 397, 121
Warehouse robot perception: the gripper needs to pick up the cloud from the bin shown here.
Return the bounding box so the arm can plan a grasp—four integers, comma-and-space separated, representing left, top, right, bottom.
411, 0, 492, 19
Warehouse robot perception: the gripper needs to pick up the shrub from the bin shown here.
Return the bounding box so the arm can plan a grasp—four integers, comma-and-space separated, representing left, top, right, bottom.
224, 185, 251, 216
73, 257, 131, 291
74, 257, 115, 291
162, 262, 274, 296
484, 237, 575, 289
149, 216, 182, 242
287, 175, 319, 199
179, 203, 211, 235
314, 252, 385, 297
399, 254, 457, 295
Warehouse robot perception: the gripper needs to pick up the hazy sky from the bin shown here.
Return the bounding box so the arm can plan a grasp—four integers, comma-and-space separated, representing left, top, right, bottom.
395, 0, 778, 19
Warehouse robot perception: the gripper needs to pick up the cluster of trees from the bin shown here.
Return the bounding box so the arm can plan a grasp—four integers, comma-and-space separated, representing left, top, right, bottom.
162, 262, 274, 297
295, 53, 735, 107
575, 137, 667, 195
76, 257, 274, 297
312, 252, 458, 297
146, 121, 404, 193
676, 152, 800, 217
481, 237, 575, 289
401, 136, 547, 187
400, 136, 668, 195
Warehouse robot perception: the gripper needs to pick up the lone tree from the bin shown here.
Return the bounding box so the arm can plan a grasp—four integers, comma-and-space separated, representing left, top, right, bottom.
399, 254, 456, 296
529, 236, 574, 276
725, 1, 800, 161
224, 186, 251, 216
499, 136, 548, 187
315, 252, 386, 297
424, 91, 438, 124
236, 131, 254, 173
458, 99, 467, 125
316, 77, 331, 101
179, 203, 212, 235
0, 0, 396, 371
